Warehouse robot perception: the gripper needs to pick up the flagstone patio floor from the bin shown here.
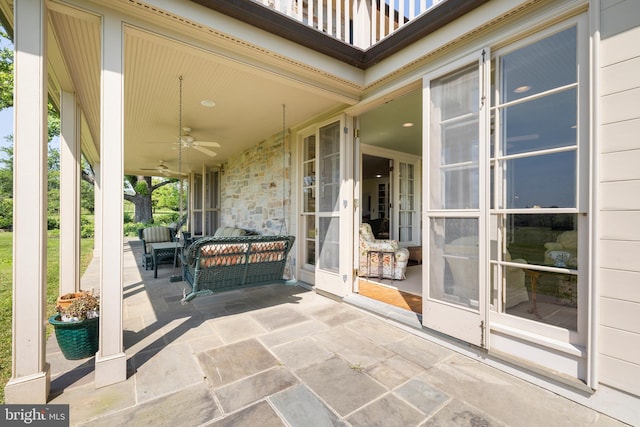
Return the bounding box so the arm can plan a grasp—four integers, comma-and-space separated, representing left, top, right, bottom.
46, 239, 627, 426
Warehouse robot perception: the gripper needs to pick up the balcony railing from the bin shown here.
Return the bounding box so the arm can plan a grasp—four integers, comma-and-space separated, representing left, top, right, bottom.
252, 0, 444, 49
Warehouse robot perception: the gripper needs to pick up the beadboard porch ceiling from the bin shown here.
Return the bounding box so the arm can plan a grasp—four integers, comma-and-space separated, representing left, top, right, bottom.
1, 0, 433, 177
41, 0, 366, 177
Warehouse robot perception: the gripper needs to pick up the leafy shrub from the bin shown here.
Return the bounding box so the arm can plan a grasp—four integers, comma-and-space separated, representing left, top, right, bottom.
0, 198, 12, 230
80, 216, 94, 238
123, 211, 133, 223
154, 212, 179, 224
47, 216, 60, 230
123, 221, 152, 237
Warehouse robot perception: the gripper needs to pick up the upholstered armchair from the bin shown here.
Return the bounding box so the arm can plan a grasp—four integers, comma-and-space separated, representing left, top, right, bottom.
138, 226, 176, 255
358, 223, 409, 280
544, 230, 577, 267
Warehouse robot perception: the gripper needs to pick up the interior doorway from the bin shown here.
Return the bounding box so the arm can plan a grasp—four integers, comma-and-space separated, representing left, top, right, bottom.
354, 88, 423, 314
358, 151, 422, 311
361, 154, 391, 239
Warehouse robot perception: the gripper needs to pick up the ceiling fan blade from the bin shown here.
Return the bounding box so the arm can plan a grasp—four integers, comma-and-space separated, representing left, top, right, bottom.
194, 146, 217, 157
193, 141, 221, 148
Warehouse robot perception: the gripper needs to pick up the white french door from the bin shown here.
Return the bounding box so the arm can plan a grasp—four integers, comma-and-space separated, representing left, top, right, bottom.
300, 117, 353, 296
423, 50, 490, 347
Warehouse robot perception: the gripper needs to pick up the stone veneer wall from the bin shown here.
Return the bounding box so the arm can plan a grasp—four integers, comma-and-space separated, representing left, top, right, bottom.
220, 133, 293, 236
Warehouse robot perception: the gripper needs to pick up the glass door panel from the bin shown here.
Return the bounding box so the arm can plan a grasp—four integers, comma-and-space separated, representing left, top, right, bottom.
315, 118, 352, 297
302, 134, 316, 271
398, 162, 415, 243
317, 121, 341, 272
423, 52, 488, 348
430, 217, 480, 308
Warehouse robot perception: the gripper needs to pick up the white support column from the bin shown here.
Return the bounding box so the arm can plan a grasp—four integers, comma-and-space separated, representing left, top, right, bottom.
93, 162, 101, 258
4, 0, 50, 403
59, 91, 81, 296
93, 162, 102, 258
95, 12, 126, 388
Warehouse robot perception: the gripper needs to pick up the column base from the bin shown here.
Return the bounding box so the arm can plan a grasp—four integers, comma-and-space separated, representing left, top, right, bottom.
4, 364, 50, 403
95, 352, 126, 388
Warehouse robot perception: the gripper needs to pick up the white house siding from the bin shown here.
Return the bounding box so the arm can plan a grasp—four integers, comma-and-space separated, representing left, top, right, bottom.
598, 0, 640, 397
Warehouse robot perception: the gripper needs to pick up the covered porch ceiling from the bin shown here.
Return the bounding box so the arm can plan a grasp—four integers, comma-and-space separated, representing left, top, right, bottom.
2, 0, 485, 176
42, 0, 364, 177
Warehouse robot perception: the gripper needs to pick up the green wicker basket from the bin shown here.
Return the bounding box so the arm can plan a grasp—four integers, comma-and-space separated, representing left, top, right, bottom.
49, 315, 99, 360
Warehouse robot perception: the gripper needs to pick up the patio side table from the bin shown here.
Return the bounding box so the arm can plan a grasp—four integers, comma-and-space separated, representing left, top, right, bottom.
149, 241, 181, 278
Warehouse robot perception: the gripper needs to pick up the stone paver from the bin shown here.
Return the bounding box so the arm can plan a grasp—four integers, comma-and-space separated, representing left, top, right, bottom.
347, 393, 425, 427
269, 384, 347, 427
79, 384, 220, 427
132, 343, 203, 402
270, 336, 334, 370
394, 378, 449, 415
214, 366, 298, 413
423, 399, 507, 427
296, 357, 387, 416
364, 355, 424, 389
197, 338, 278, 388
209, 401, 285, 427
44, 240, 630, 426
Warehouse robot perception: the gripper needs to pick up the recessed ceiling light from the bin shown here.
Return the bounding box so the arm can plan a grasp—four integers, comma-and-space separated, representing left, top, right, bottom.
402, 122, 414, 128
201, 99, 216, 107
376, 174, 382, 178
514, 85, 531, 93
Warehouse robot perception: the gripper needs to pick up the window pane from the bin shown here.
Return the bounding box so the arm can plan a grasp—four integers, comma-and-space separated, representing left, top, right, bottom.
435, 66, 479, 120
304, 135, 316, 160
319, 122, 341, 212
303, 187, 315, 212
443, 119, 479, 164
506, 151, 576, 209
502, 89, 577, 155
506, 268, 577, 330
319, 217, 339, 272
430, 64, 479, 210
501, 26, 576, 103
305, 215, 316, 266
430, 218, 479, 308
505, 214, 577, 268
443, 166, 479, 209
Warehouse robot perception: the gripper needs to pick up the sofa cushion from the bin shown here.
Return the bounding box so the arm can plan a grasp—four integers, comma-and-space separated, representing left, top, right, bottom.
214, 227, 248, 238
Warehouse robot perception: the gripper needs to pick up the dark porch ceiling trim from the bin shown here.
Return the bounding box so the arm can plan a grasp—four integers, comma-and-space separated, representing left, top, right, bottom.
191, 0, 488, 70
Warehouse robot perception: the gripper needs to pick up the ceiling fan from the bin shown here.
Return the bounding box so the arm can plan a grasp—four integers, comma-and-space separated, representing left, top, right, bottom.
140, 160, 185, 176
174, 127, 221, 157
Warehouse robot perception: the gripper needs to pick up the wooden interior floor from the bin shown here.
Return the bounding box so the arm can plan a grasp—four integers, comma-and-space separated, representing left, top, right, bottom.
358, 279, 422, 314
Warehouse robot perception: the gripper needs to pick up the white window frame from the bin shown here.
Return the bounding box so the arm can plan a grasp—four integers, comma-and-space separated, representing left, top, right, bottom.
487, 17, 590, 351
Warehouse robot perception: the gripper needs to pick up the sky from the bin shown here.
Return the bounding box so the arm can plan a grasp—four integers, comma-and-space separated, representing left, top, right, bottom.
0, 107, 11, 145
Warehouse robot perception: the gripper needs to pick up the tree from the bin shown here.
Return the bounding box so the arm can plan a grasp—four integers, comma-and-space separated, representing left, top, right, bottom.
0, 29, 11, 110
0, 143, 12, 197
123, 175, 179, 223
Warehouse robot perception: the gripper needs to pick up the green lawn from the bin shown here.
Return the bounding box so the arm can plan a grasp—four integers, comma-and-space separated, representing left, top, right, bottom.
0, 232, 94, 403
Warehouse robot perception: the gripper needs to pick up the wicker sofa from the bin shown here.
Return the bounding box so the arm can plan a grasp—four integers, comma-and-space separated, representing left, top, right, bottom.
180, 234, 295, 302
